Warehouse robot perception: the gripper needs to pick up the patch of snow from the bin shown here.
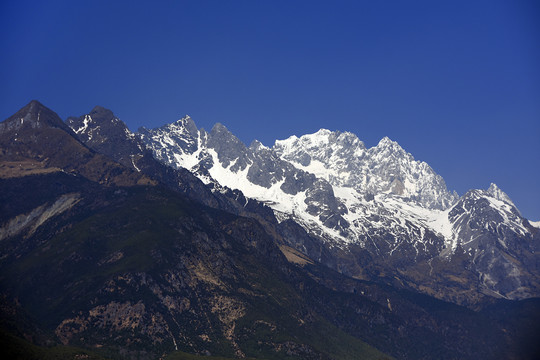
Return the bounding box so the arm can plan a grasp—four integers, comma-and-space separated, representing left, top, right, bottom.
75, 115, 92, 134
124, 127, 135, 139
130, 155, 141, 172
290, 159, 331, 180
483, 194, 528, 234
487, 183, 514, 206
529, 220, 540, 228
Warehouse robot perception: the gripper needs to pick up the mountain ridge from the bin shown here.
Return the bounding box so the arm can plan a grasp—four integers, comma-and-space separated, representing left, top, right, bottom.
133, 112, 539, 305
2, 101, 540, 359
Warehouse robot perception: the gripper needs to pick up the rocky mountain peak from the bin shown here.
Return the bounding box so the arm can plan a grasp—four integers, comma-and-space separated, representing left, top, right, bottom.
372, 136, 405, 155
207, 123, 249, 168
210, 122, 231, 135
0, 100, 71, 134
22, 99, 46, 115
444, 182, 537, 299
172, 115, 198, 134
335, 130, 365, 148
273, 128, 366, 169
1, 101, 153, 186
66, 106, 134, 146
273, 128, 456, 210
377, 135, 394, 145
275, 128, 364, 151
89, 105, 114, 119
312, 128, 333, 137
487, 183, 514, 206
249, 139, 268, 152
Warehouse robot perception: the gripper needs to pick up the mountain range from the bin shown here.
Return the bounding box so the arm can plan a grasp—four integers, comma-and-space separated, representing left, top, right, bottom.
133, 113, 540, 306
1, 100, 539, 359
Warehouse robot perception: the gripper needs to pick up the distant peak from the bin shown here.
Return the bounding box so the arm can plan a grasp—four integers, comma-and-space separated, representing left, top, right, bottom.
28, 99, 44, 108
336, 131, 365, 148
487, 183, 501, 193
3, 100, 68, 131
313, 128, 332, 136
175, 115, 191, 123
373, 136, 403, 151
295, 129, 334, 144
21, 99, 48, 114
172, 115, 198, 135
487, 183, 514, 205
378, 136, 395, 146
174, 115, 194, 125
91, 105, 108, 112
277, 134, 299, 143
211, 122, 230, 133
249, 139, 268, 151
89, 105, 114, 119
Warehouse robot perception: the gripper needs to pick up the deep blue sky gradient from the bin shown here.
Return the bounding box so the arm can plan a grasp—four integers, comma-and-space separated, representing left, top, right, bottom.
1, 0, 539, 219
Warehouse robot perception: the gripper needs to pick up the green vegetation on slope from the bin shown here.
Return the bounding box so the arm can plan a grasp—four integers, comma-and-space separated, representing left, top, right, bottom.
1, 184, 392, 359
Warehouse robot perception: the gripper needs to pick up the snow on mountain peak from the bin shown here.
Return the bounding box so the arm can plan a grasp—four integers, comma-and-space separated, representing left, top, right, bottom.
377, 136, 394, 146
139, 116, 458, 216
249, 139, 269, 151
73, 114, 92, 135
486, 183, 514, 206
171, 115, 198, 134
174, 115, 192, 123
313, 128, 332, 136
297, 128, 334, 147
530, 220, 540, 228
273, 128, 456, 210
372, 136, 406, 155
135, 115, 539, 300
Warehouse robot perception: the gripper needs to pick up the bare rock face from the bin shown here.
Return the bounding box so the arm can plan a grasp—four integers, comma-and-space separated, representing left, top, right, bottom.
66, 106, 144, 169
68, 109, 232, 210
0, 100, 154, 187
0, 100, 74, 133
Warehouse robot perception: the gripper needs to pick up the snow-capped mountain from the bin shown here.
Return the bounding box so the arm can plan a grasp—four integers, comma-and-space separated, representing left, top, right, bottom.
274, 130, 458, 210
138, 117, 455, 256
73, 113, 539, 304
442, 184, 540, 299
4, 101, 539, 360
139, 118, 351, 240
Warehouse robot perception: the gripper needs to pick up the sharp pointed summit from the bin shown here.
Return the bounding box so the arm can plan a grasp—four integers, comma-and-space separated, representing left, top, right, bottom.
0, 100, 72, 133
487, 182, 514, 205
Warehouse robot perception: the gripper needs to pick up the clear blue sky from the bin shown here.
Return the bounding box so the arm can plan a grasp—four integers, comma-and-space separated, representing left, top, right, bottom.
1, 0, 539, 219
